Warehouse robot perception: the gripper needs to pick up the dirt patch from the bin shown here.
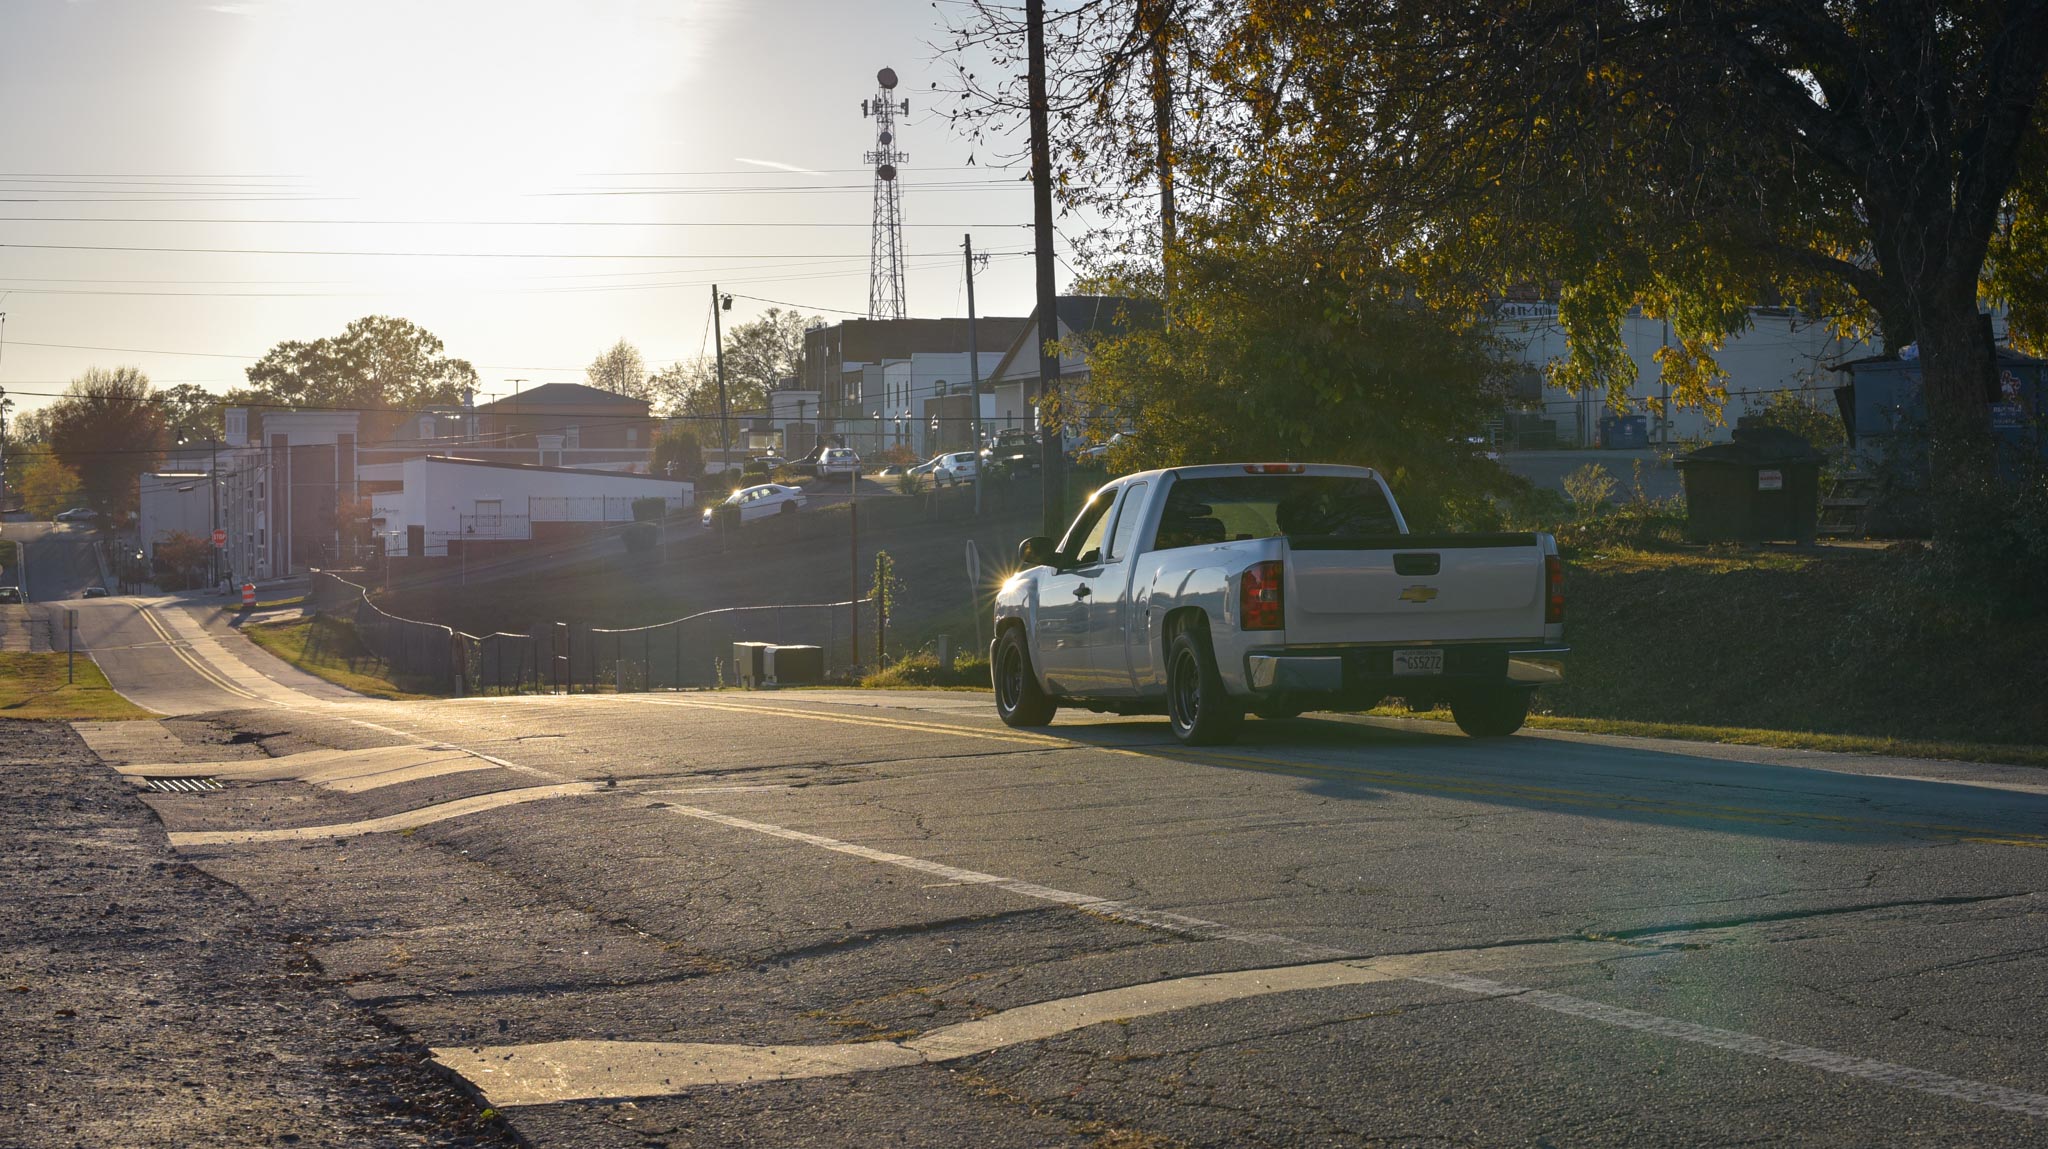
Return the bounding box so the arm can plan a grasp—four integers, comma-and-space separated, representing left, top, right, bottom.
0, 721, 518, 1148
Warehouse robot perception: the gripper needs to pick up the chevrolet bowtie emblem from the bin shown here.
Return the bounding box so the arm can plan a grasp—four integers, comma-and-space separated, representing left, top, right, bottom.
1399, 584, 1439, 604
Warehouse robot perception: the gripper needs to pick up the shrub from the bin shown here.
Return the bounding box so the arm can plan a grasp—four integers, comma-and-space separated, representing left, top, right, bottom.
1562, 464, 1618, 519
862, 654, 991, 689
875, 443, 920, 469
631, 496, 668, 522
1748, 389, 1845, 448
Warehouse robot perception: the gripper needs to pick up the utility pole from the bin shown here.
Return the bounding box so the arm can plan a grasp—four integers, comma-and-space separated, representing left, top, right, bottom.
1027, 0, 1066, 537
210, 439, 220, 589
964, 234, 987, 517
712, 285, 732, 477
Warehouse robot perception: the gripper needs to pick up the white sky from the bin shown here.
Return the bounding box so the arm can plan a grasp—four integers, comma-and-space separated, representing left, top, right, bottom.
0, 0, 1070, 419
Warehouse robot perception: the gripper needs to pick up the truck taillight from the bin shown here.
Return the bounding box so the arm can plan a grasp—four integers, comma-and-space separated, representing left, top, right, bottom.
1545, 554, 1565, 624
1241, 560, 1285, 631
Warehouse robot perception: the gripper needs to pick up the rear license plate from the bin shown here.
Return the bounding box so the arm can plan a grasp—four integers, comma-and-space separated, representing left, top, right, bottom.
1392, 648, 1444, 676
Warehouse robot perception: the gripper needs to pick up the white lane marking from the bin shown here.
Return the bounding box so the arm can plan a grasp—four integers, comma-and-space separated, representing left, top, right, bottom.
1415, 972, 2048, 1119
437, 942, 1628, 1107
648, 800, 1347, 961
167, 782, 600, 846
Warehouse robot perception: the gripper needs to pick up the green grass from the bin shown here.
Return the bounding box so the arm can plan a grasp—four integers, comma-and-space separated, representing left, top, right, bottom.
862, 655, 992, 690
0, 652, 156, 721
243, 616, 440, 701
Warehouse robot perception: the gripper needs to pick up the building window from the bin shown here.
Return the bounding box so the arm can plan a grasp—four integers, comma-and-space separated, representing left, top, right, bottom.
566, 425, 581, 448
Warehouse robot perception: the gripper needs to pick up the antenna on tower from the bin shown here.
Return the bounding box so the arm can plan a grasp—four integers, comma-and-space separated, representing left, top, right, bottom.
864, 66, 909, 320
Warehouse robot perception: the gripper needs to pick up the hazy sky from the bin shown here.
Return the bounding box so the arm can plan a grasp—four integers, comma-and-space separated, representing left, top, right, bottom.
0, 0, 1066, 420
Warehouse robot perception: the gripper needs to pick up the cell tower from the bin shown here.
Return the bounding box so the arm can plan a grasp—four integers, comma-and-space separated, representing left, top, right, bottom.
863, 67, 909, 320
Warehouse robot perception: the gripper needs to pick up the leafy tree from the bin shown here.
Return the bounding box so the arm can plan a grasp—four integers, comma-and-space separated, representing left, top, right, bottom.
586, 338, 650, 399
1749, 390, 1846, 449
649, 359, 718, 419
651, 424, 705, 480
47, 367, 168, 524
150, 530, 213, 591
18, 456, 82, 519
9, 405, 57, 452
245, 315, 478, 411
947, 1, 2048, 537
1078, 245, 1514, 529
151, 383, 223, 444
720, 309, 813, 413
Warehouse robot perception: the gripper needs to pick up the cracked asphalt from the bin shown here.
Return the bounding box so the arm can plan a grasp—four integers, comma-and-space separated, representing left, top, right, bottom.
10, 595, 2048, 1146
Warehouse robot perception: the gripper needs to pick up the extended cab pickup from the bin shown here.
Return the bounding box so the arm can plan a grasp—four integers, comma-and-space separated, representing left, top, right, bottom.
991, 463, 1568, 745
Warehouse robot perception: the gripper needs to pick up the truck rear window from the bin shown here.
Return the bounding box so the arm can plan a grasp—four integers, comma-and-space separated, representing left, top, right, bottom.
1155, 476, 1399, 550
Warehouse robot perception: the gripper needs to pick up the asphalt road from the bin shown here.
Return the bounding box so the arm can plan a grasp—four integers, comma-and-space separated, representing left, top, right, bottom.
43, 600, 2048, 1146
1, 519, 113, 651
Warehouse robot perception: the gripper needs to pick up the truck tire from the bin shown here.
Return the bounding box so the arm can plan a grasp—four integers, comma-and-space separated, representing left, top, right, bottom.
1452, 688, 1532, 737
993, 627, 1057, 727
1166, 626, 1242, 746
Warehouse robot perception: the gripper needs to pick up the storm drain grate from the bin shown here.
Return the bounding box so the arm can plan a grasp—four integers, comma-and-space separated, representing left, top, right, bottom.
142, 777, 224, 794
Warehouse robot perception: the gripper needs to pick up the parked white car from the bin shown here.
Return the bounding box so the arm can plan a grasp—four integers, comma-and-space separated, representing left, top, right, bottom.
54, 507, 96, 523
702, 483, 806, 527
817, 447, 862, 478
930, 451, 981, 486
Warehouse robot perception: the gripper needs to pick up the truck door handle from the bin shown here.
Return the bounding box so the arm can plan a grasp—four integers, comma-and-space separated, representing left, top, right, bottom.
1072, 585, 1091, 598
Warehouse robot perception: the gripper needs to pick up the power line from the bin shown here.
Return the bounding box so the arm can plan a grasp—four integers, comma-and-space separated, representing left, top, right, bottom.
0, 240, 1024, 261
0, 215, 1034, 229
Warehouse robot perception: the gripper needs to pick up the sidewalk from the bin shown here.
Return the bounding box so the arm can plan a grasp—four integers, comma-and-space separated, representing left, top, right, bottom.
0, 605, 54, 653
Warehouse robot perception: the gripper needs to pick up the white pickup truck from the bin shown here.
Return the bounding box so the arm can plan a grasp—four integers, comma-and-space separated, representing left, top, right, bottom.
991, 463, 1568, 745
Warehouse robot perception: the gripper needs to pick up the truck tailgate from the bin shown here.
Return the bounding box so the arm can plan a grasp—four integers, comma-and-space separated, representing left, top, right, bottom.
1285, 533, 1545, 645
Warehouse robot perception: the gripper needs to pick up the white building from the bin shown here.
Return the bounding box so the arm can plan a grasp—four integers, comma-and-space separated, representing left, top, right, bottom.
378, 456, 695, 557
1500, 305, 1879, 445
216, 408, 361, 583
136, 469, 215, 564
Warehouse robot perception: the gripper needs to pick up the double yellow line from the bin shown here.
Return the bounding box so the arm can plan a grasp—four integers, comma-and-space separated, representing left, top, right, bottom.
604, 693, 2048, 849
127, 602, 266, 703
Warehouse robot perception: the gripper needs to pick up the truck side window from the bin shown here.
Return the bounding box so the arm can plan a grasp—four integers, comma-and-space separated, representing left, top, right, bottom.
1058, 486, 1118, 566
1104, 481, 1149, 561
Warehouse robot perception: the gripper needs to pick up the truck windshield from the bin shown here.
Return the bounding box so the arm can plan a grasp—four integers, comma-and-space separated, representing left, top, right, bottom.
1155, 476, 1399, 550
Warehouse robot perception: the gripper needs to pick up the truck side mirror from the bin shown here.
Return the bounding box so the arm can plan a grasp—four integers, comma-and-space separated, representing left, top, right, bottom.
1018, 536, 1056, 569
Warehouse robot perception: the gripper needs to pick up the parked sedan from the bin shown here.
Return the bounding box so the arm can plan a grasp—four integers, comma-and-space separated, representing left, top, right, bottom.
701, 483, 806, 527
54, 507, 96, 523
0, 587, 21, 604
82, 587, 108, 598
930, 451, 981, 487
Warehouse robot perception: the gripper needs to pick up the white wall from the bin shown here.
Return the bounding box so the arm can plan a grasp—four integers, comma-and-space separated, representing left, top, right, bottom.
386, 457, 694, 554
137, 472, 214, 559
1500, 307, 1877, 443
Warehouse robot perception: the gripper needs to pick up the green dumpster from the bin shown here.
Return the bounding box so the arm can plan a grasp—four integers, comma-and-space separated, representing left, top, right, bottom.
1676, 421, 1824, 543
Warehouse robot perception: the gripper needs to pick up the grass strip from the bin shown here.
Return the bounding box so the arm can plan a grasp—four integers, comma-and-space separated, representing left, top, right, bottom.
0, 651, 156, 721
243, 616, 440, 701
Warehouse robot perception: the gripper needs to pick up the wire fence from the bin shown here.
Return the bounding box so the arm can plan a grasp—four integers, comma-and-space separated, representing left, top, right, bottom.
310, 571, 875, 694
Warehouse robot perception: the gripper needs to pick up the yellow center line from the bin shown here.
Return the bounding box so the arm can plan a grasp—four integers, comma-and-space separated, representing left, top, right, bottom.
127, 602, 265, 703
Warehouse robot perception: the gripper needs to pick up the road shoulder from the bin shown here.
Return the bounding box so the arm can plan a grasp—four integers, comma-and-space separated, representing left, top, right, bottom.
0, 720, 515, 1148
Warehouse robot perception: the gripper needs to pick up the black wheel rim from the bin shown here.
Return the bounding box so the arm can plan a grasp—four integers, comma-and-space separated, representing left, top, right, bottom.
998, 642, 1024, 714
1169, 647, 1200, 734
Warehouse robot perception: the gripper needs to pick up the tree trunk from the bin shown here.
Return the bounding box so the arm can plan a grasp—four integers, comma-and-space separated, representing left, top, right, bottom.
1909, 279, 1998, 527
